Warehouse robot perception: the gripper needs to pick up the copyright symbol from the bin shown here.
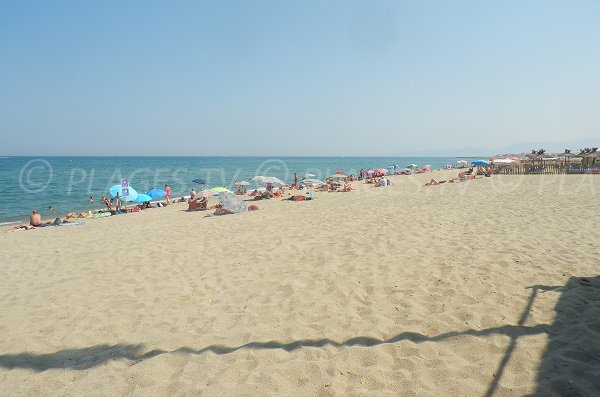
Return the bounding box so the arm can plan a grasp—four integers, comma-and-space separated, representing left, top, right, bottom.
19, 159, 53, 193
254, 159, 290, 181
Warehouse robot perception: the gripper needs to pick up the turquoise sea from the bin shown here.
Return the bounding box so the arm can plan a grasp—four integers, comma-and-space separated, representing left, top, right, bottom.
0, 156, 460, 225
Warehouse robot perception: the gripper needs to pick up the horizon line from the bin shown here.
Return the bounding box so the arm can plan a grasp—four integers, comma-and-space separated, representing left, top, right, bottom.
0, 154, 493, 158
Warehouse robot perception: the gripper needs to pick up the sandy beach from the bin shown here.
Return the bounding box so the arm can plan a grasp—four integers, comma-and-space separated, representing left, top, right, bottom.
1, 171, 599, 396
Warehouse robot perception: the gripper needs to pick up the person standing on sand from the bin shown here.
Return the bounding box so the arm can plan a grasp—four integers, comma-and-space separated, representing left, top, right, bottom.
165, 184, 171, 204
115, 192, 121, 212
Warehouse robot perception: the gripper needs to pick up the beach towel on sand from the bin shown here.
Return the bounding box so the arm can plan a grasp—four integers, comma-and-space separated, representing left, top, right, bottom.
56, 221, 86, 226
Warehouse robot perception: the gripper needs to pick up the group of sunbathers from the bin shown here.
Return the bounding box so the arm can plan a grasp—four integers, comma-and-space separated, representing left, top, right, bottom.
424, 167, 492, 186
249, 185, 287, 200
366, 177, 392, 187
336, 181, 354, 192
187, 195, 209, 211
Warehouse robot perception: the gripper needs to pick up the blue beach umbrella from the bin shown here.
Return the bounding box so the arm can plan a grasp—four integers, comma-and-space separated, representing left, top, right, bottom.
109, 185, 139, 201
471, 160, 489, 167
133, 194, 152, 203
217, 192, 247, 214
146, 189, 166, 199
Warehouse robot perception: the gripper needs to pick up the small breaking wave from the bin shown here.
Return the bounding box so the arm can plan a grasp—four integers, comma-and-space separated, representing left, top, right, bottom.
0, 221, 21, 226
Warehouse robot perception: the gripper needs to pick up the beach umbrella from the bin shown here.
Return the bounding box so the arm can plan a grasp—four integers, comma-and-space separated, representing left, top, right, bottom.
303, 173, 316, 179
208, 187, 233, 193
407, 164, 417, 168
133, 194, 152, 203
374, 168, 387, 175
302, 178, 325, 186
197, 190, 219, 197
327, 174, 348, 179
109, 185, 139, 201
252, 176, 286, 185
471, 160, 489, 167
234, 181, 250, 186
217, 192, 247, 214
192, 178, 206, 185
145, 189, 166, 199
335, 169, 345, 174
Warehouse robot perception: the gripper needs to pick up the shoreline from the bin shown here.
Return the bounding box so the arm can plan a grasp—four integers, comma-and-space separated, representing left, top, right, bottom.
0, 156, 468, 224
4, 167, 597, 233
1, 167, 446, 230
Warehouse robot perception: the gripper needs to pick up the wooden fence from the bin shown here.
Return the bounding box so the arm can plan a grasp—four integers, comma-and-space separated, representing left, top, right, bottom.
495, 164, 600, 175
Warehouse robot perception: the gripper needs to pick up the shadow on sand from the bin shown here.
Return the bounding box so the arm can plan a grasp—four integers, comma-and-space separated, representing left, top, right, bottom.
0, 324, 547, 372
529, 276, 600, 397
1, 277, 599, 396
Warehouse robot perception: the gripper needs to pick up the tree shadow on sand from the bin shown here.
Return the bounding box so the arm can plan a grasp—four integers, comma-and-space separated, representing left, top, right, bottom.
1, 277, 599, 396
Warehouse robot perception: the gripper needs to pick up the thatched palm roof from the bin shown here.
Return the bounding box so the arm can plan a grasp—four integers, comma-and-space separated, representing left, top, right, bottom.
582, 151, 600, 158
559, 152, 578, 158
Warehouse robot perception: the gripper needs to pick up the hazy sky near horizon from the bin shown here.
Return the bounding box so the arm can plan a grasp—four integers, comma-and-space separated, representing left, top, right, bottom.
1, 1, 599, 156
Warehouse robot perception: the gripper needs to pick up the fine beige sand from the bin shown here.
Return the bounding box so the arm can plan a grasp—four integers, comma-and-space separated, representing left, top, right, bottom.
1, 172, 599, 396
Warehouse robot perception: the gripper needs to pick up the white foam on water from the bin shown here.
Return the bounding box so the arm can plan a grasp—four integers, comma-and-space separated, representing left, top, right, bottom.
0, 221, 21, 226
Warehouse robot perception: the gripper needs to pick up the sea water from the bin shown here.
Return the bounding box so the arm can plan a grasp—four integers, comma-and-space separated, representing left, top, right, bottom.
0, 156, 460, 224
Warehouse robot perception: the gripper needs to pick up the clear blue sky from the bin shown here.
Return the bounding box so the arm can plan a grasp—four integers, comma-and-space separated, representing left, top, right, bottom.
1, 0, 599, 155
